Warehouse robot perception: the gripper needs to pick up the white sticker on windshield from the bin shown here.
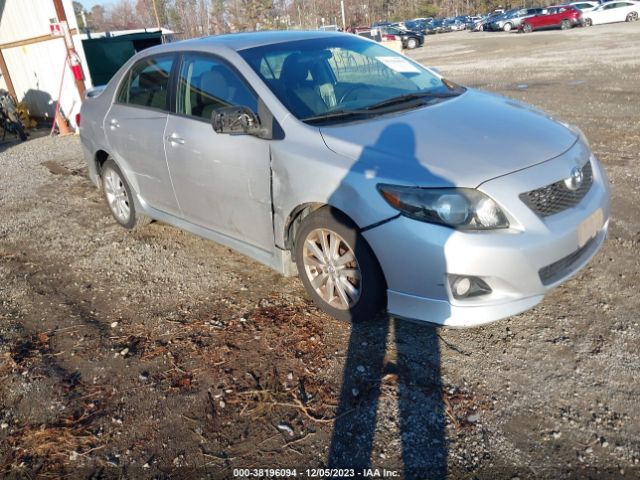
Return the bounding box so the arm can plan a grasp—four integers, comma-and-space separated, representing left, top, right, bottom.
376, 56, 420, 73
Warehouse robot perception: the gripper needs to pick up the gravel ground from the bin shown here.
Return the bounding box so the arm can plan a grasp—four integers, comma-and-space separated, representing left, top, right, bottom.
1, 23, 639, 479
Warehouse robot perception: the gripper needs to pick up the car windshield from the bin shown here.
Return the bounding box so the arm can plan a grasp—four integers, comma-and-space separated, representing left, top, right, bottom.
239, 36, 462, 123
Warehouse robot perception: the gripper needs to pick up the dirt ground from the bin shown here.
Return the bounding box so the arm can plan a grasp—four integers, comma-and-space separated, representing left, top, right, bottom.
1, 23, 639, 479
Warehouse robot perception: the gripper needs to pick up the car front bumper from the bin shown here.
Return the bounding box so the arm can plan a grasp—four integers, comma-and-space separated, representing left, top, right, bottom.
362, 144, 610, 327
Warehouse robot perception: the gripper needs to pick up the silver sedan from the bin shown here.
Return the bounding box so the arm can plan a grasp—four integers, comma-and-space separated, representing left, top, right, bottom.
79, 31, 610, 327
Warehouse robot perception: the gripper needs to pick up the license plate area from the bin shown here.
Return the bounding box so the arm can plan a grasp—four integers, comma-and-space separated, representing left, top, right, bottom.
577, 208, 603, 247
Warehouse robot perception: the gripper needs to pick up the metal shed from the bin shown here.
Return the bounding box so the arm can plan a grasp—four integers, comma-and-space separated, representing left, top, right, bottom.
0, 0, 90, 129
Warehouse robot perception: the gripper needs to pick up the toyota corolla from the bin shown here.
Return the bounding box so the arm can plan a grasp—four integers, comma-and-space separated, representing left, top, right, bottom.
79, 31, 609, 327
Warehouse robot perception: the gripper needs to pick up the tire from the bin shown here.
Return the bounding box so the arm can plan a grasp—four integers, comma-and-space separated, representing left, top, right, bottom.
101, 158, 151, 230
406, 37, 418, 49
294, 207, 386, 323
584, 18, 593, 26
560, 19, 571, 30
523, 23, 533, 33
503, 22, 513, 32
626, 11, 638, 21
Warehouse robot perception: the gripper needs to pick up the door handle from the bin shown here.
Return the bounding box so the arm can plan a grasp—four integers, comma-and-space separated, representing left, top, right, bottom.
167, 133, 185, 145
109, 118, 120, 129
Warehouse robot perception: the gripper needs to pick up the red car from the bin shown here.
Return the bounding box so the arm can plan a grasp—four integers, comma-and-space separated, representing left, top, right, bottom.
519, 5, 583, 32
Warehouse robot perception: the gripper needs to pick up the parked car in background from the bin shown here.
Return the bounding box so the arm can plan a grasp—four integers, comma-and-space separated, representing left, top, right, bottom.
519, 5, 583, 32
444, 17, 466, 30
570, 1, 601, 13
473, 11, 505, 30
582, 0, 639, 25
405, 19, 429, 33
379, 25, 425, 48
489, 7, 544, 31
390, 21, 407, 30
430, 18, 453, 33
79, 31, 609, 327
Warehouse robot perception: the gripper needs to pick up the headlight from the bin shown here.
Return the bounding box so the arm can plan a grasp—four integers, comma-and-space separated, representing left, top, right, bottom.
378, 185, 509, 230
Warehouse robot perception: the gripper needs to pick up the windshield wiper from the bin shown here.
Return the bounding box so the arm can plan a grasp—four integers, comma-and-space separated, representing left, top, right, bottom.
302, 109, 373, 124
364, 91, 460, 111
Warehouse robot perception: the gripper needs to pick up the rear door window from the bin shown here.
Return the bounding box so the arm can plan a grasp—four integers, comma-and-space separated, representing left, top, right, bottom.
117, 55, 174, 111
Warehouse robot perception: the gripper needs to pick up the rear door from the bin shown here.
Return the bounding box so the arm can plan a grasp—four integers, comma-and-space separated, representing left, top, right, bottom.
105, 54, 180, 216
163, 52, 274, 251
544, 7, 562, 27
599, 2, 622, 22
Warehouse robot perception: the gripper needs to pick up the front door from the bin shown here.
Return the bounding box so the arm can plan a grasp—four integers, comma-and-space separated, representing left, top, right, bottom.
163, 53, 274, 252
105, 54, 180, 216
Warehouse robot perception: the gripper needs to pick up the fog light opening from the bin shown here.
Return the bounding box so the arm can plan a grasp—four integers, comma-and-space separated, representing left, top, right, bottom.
450, 275, 492, 300
453, 277, 472, 297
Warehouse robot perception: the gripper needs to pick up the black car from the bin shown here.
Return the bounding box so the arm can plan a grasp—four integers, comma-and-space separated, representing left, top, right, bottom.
378, 26, 425, 48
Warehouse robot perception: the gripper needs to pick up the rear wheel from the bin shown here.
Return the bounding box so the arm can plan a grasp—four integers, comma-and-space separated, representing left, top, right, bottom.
584, 18, 593, 26
503, 22, 513, 32
523, 23, 533, 33
560, 19, 571, 30
294, 207, 386, 323
626, 11, 638, 21
101, 158, 151, 230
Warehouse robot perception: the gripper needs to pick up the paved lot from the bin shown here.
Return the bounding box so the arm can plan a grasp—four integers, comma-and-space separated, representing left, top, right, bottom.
1, 23, 639, 478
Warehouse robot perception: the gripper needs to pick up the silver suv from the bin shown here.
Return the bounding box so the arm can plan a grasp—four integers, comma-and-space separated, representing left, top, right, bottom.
79, 31, 609, 327
489, 8, 544, 31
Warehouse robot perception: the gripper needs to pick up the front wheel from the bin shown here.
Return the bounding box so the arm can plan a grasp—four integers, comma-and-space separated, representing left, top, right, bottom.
560, 19, 571, 30
406, 37, 418, 49
294, 207, 386, 323
584, 18, 593, 26
101, 159, 151, 230
626, 11, 638, 21
503, 22, 513, 32
522, 23, 533, 33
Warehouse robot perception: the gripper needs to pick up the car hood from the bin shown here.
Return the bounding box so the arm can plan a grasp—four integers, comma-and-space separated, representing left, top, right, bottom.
319, 89, 578, 187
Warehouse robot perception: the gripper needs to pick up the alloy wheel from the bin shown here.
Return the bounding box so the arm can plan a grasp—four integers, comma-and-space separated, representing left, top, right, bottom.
103, 168, 131, 223
302, 228, 361, 310
626, 11, 638, 21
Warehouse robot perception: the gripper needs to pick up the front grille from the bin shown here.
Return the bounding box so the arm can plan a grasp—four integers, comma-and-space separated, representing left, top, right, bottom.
520, 161, 593, 218
538, 237, 595, 286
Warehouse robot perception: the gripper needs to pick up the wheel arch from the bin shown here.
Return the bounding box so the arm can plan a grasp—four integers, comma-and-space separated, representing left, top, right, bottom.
283, 202, 389, 288
95, 149, 110, 176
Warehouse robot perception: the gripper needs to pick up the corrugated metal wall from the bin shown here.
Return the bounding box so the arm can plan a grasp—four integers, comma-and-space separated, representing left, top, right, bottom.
0, 0, 59, 44
0, 0, 89, 127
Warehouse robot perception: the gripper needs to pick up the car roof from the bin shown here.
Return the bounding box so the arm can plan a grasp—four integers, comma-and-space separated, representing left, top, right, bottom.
154, 30, 349, 53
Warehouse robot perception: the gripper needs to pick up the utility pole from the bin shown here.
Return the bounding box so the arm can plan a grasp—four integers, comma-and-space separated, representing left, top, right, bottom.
52, 0, 86, 100
150, 0, 162, 29
341, 0, 346, 30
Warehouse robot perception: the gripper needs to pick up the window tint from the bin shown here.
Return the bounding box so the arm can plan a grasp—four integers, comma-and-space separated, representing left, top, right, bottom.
176, 54, 257, 120
118, 56, 173, 110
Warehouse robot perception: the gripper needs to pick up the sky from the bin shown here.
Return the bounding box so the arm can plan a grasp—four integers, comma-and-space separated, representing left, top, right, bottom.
77, 0, 111, 9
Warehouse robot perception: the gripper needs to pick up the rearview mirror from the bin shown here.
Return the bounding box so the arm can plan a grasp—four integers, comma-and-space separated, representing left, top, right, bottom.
211, 106, 266, 137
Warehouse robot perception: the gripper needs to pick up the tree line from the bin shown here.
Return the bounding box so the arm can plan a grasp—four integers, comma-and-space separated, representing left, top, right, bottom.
74, 0, 527, 38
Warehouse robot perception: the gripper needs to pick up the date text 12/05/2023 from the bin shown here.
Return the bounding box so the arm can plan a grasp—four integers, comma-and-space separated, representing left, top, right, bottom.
232, 468, 400, 477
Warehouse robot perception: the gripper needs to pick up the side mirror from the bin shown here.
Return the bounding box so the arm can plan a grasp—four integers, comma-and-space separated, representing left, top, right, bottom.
211, 106, 266, 137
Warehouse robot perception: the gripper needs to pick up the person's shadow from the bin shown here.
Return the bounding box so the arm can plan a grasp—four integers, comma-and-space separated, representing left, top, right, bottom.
325, 123, 453, 479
